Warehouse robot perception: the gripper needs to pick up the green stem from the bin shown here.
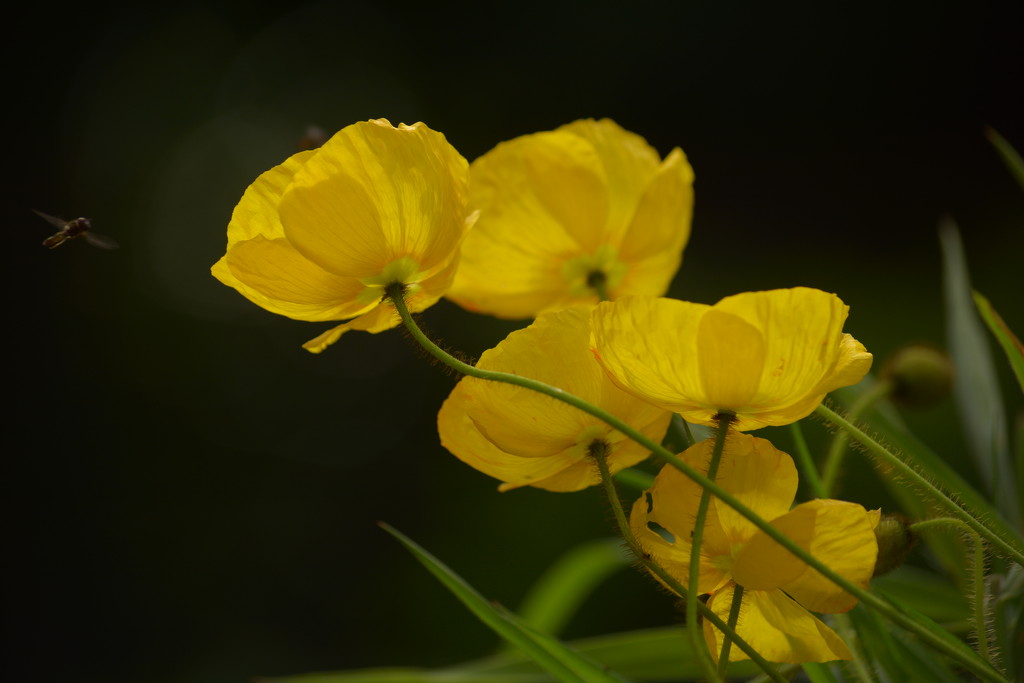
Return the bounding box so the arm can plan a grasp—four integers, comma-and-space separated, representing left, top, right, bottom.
389, 288, 1006, 682
820, 380, 892, 496
589, 440, 784, 683
789, 421, 826, 499
817, 404, 1024, 567
911, 518, 994, 666
718, 583, 744, 675
688, 417, 733, 677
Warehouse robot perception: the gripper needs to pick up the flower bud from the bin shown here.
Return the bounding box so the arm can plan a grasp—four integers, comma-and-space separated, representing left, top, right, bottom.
873, 514, 917, 576
880, 344, 954, 409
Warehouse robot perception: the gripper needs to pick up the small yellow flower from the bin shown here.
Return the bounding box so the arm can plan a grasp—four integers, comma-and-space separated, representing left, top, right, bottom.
212, 119, 474, 353
590, 288, 873, 430
437, 306, 672, 492
631, 434, 879, 663
446, 118, 694, 319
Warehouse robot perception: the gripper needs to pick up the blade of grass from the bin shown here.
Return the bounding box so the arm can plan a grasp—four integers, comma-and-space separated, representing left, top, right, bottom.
939, 219, 1018, 529
973, 291, 1024, 394
513, 538, 631, 641
378, 523, 626, 683
984, 126, 1024, 191
261, 626, 762, 683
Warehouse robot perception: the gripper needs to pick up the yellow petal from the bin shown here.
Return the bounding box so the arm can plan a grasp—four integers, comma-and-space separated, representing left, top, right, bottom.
437, 396, 598, 491
212, 119, 471, 349
628, 444, 734, 596
697, 310, 766, 409
437, 306, 671, 491
446, 130, 599, 318
591, 296, 715, 420
730, 504, 817, 591
447, 119, 690, 319
556, 119, 663, 248
714, 288, 873, 428
223, 149, 318, 247
302, 302, 402, 353
710, 434, 798, 548
218, 235, 371, 321
704, 587, 852, 663
777, 500, 879, 613
614, 145, 696, 274
731, 500, 877, 613
281, 120, 469, 278
590, 289, 872, 430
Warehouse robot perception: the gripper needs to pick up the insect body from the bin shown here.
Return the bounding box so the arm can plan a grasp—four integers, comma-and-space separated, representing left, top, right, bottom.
34, 210, 118, 250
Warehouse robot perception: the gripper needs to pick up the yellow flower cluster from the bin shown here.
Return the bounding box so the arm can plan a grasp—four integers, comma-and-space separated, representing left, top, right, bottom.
213, 118, 878, 665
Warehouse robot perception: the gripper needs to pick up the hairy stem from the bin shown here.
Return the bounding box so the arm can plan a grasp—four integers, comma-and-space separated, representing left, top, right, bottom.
911, 518, 996, 667
817, 404, 1024, 567
821, 380, 892, 496
688, 417, 733, 677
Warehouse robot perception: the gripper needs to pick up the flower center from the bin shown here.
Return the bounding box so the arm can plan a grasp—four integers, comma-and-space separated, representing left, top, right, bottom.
357, 256, 425, 305
562, 245, 628, 300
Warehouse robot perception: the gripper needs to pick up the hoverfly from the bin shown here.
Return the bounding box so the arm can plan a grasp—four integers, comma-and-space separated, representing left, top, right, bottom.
34, 210, 119, 250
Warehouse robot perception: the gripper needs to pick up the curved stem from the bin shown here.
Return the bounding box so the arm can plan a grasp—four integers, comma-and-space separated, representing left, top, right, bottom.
821, 380, 892, 496
389, 288, 1006, 682
789, 421, 826, 499
911, 518, 994, 667
687, 417, 732, 676
817, 404, 1024, 567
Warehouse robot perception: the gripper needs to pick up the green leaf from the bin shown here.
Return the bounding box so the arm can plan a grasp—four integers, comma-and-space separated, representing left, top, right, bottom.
255, 669, 532, 682
939, 219, 1019, 531
847, 603, 966, 683
378, 523, 626, 683
260, 626, 761, 683
883, 599, 993, 679
514, 538, 631, 640
984, 126, 1024, 191
973, 291, 1024, 395
799, 663, 840, 683
872, 567, 970, 627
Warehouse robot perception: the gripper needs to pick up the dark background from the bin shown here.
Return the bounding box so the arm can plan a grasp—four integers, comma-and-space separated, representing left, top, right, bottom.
7, 2, 1023, 682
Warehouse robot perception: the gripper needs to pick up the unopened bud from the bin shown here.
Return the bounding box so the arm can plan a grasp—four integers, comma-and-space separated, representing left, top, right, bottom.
873, 514, 917, 577
880, 344, 954, 409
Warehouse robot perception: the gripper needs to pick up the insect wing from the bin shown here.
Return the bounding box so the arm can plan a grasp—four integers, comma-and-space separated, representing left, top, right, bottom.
33, 209, 69, 230
83, 231, 119, 250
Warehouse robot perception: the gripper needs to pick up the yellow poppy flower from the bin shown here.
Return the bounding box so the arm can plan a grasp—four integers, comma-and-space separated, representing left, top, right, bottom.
437, 306, 672, 492
630, 434, 879, 663
445, 118, 694, 319
590, 288, 873, 430
212, 119, 474, 353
